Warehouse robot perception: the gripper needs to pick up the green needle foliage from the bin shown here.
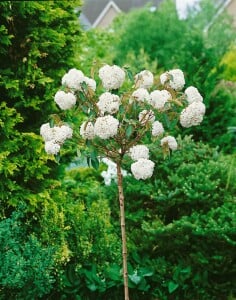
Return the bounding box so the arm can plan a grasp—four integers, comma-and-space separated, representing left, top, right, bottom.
0, 0, 82, 131
0, 0, 82, 216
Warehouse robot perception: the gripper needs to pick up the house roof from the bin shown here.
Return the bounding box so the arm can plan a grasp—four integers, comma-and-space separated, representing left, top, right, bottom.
92, 1, 121, 28
81, 0, 164, 25
204, 0, 233, 32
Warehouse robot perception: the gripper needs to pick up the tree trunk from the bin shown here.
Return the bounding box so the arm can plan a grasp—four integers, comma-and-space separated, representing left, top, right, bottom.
117, 162, 129, 300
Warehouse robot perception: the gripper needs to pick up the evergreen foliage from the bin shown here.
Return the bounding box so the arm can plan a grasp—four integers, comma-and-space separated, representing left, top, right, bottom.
0, 0, 82, 131
0, 0, 82, 214
0, 208, 56, 299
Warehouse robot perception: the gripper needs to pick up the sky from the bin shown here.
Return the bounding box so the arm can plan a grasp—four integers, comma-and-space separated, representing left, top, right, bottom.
176, 0, 201, 19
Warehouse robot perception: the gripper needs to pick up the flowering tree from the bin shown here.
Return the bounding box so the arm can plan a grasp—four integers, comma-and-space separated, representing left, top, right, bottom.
40, 64, 205, 300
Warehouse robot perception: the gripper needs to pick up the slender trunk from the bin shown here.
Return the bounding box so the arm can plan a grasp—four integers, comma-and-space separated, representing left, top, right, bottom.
117, 162, 129, 300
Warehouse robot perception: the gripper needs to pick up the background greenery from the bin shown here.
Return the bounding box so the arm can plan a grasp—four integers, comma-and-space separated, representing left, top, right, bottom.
0, 0, 235, 299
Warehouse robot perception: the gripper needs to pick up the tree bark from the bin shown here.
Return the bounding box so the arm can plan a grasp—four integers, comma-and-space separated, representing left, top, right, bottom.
117, 162, 129, 300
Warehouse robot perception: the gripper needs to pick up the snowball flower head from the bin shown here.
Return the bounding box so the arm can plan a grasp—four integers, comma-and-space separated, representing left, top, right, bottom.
139, 110, 155, 125
97, 92, 120, 114
150, 89, 171, 110
94, 115, 119, 139
80, 121, 95, 140
131, 158, 155, 180
185, 86, 203, 104
161, 136, 178, 151
84, 76, 96, 91
53, 125, 73, 143
62, 68, 85, 91
135, 70, 154, 89
160, 69, 185, 91
45, 141, 60, 155
99, 64, 125, 90
180, 102, 206, 128
132, 88, 150, 103
152, 121, 164, 137
40, 123, 54, 142
54, 91, 76, 110
129, 145, 149, 161
40, 123, 72, 144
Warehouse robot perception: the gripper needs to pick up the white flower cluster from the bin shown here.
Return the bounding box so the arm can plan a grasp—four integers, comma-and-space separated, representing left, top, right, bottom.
129, 144, 155, 180
80, 121, 95, 140
94, 115, 119, 139
135, 70, 154, 89
99, 64, 125, 90
129, 145, 149, 161
101, 158, 128, 185
62, 68, 96, 92
179, 85, 205, 128
152, 121, 164, 137
180, 101, 206, 128
40, 123, 73, 155
84, 76, 96, 91
54, 91, 76, 110
41, 64, 205, 184
132, 88, 150, 102
97, 92, 120, 115
185, 86, 203, 104
150, 89, 171, 110
161, 135, 178, 151
160, 69, 185, 91
131, 158, 155, 180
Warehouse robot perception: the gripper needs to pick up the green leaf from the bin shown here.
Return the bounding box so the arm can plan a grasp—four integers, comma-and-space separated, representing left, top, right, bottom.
55, 153, 60, 163
81, 105, 88, 114
91, 157, 99, 170
126, 69, 133, 81
168, 281, 179, 293
128, 271, 142, 285
119, 105, 125, 115
163, 113, 170, 129
85, 139, 91, 147
81, 81, 88, 92
78, 91, 86, 101
49, 118, 54, 128
139, 267, 153, 277
126, 124, 133, 138
106, 264, 122, 282
87, 283, 97, 291
86, 156, 91, 167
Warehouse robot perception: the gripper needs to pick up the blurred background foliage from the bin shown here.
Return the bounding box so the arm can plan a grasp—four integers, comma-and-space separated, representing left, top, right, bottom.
0, 0, 235, 299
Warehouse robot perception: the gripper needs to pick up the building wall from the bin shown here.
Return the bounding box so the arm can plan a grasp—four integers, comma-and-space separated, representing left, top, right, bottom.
95, 6, 119, 28
226, 0, 236, 26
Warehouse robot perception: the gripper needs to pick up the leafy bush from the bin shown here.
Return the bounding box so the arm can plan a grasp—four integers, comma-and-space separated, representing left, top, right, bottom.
101, 136, 236, 299
0, 208, 57, 299
142, 200, 236, 300
44, 167, 122, 299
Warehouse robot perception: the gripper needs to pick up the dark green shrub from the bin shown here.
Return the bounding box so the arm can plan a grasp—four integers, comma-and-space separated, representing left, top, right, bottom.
0, 208, 57, 300
101, 136, 236, 299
